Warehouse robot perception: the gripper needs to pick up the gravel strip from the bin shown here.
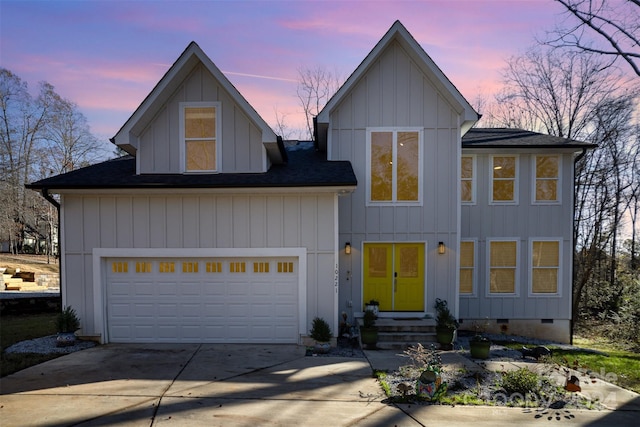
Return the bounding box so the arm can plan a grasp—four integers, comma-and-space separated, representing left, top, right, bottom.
5, 335, 96, 354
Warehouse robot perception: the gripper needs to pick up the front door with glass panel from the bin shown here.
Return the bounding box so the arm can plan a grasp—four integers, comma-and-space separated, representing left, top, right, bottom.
363, 243, 425, 312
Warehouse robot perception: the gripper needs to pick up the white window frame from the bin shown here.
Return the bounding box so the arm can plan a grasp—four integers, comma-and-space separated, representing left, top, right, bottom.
531, 155, 562, 204
459, 239, 477, 296
489, 155, 519, 205
528, 238, 562, 297
366, 127, 423, 206
486, 238, 520, 297
461, 154, 476, 204
179, 101, 221, 173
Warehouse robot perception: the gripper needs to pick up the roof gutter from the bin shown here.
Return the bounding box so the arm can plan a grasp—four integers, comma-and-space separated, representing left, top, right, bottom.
41, 188, 60, 210
570, 147, 588, 345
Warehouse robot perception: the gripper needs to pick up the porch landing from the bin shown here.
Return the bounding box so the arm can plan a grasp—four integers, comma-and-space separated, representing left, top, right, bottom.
358, 317, 437, 350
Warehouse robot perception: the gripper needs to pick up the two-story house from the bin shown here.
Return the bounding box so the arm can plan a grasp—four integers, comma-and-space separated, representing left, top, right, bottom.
28, 21, 592, 345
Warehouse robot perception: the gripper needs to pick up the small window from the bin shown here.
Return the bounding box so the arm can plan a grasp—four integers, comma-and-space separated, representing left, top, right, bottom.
206, 262, 222, 273
491, 156, 518, 203
534, 155, 560, 203
488, 240, 518, 295
461, 155, 475, 203
367, 128, 423, 205
230, 262, 246, 273
531, 240, 560, 294
277, 262, 294, 273
253, 262, 270, 273
112, 262, 128, 273
182, 262, 198, 273
459, 241, 475, 294
159, 262, 175, 273
135, 262, 152, 273
181, 102, 220, 172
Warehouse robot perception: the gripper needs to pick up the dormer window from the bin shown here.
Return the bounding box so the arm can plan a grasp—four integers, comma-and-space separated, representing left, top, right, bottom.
181, 102, 220, 172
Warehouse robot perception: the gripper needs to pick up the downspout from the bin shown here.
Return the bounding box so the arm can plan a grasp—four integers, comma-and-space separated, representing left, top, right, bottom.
41, 189, 62, 308
570, 148, 587, 345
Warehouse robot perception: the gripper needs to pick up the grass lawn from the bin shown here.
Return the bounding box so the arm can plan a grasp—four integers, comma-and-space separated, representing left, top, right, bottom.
495, 336, 640, 394
1, 313, 62, 377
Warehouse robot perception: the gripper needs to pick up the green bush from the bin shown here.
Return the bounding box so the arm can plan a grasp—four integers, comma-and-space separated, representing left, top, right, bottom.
309, 317, 332, 342
500, 368, 540, 395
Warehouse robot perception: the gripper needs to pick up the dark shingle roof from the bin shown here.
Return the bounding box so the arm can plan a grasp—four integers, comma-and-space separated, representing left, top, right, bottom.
27, 146, 357, 190
463, 128, 596, 149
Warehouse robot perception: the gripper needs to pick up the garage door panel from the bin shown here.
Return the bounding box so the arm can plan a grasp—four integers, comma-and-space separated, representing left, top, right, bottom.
106, 256, 299, 343
157, 282, 178, 295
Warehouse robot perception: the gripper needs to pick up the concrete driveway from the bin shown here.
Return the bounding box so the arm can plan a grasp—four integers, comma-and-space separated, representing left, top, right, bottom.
2, 344, 639, 426
0, 344, 397, 427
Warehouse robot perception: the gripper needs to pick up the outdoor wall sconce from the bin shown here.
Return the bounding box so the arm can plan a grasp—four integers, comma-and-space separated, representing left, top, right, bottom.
438, 241, 445, 254
345, 242, 351, 254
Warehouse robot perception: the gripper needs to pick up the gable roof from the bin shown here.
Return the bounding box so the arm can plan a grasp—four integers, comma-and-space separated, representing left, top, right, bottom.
111, 42, 283, 163
316, 20, 479, 150
27, 145, 357, 191
462, 128, 596, 150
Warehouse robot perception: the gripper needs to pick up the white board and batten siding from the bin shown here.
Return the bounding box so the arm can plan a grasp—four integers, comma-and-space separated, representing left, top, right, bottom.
138, 63, 266, 175
60, 192, 338, 344
459, 152, 575, 321
327, 39, 463, 316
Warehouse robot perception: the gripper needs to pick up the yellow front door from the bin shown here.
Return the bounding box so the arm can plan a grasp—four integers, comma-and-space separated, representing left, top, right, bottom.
363, 243, 425, 312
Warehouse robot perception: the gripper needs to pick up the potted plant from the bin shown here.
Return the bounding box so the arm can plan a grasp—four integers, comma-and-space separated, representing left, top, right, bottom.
434, 298, 458, 349
469, 319, 491, 359
360, 309, 378, 349
56, 306, 80, 347
310, 316, 332, 354
364, 299, 379, 317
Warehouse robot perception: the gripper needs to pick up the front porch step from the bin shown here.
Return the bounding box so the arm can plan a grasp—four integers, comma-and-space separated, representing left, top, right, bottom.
358, 317, 438, 350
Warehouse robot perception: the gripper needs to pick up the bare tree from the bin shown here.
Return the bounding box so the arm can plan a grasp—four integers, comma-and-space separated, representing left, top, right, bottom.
40, 85, 103, 174
0, 69, 50, 253
487, 47, 639, 321
549, 0, 640, 76
1, 68, 105, 255
297, 66, 342, 140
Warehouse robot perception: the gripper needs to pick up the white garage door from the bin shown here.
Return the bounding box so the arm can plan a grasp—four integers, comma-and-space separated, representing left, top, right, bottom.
105, 257, 298, 343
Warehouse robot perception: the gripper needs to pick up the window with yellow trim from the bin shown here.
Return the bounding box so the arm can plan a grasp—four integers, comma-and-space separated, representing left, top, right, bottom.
531, 240, 560, 294
230, 262, 246, 273
112, 262, 128, 273
206, 262, 222, 273
461, 156, 475, 203
182, 102, 219, 172
159, 262, 175, 273
253, 262, 270, 273
135, 262, 152, 273
367, 128, 422, 205
491, 156, 517, 203
182, 262, 198, 273
489, 240, 517, 294
459, 241, 475, 294
534, 155, 559, 202
277, 262, 294, 273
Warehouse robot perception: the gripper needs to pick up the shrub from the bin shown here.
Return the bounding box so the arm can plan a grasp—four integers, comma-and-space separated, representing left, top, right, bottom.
500, 368, 539, 395
362, 309, 377, 328
56, 306, 80, 333
309, 317, 332, 342
401, 343, 442, 371
434, 298, 459, 330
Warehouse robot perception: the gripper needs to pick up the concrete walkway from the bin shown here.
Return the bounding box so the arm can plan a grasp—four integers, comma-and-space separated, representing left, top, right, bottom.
0, 344, 638, 426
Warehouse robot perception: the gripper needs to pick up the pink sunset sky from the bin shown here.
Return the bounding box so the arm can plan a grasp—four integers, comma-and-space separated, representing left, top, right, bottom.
1, 0, 570, 148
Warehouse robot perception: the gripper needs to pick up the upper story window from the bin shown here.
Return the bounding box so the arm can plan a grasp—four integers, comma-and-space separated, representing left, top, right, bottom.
366, 128, 423, 205
533, 155, 560, 203
461, 155, 476, 204
491, 155, 518, 204
181, 102, 220, 173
